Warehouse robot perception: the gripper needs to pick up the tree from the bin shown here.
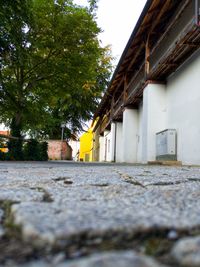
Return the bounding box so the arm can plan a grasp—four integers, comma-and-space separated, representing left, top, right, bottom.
0, 0, 112, 155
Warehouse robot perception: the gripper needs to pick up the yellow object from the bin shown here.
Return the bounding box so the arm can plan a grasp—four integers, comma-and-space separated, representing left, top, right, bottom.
79, 124, 94, 162
0, 148, 8, 153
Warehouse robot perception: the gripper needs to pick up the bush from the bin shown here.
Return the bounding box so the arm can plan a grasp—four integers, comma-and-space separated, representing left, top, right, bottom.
38, 142, 48, 161
23, 140, 48, 161
7, 139, 24, 160
7, 119, 24, 160
24, 139, 39, 161
0, 151, 6, 161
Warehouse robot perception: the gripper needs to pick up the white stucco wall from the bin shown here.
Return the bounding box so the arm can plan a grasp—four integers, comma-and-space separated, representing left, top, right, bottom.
142, 83, 167, 163
122, 108, 139, 163
68, 140, 80, 161
137, 103, 143, 163
102, 130, 112, 162
115, 122, 123, 162
99, 136, 104, 162
110, 123, 116, 162
166, 51, 200, 165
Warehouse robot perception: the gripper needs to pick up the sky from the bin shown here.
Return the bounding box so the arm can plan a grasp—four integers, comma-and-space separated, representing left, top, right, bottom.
74, 0, 147, 65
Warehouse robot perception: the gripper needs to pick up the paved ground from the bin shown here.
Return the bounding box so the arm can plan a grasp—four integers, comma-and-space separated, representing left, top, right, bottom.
0, 161, 200, 266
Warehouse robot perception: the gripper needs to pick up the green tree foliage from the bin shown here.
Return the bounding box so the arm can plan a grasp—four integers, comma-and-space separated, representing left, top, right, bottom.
7, 118, 24, 160
0, 0, 112, 143
23, 140, 48, 161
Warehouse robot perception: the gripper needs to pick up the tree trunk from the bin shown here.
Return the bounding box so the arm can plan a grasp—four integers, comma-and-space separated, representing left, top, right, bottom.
7, 114, 24, 160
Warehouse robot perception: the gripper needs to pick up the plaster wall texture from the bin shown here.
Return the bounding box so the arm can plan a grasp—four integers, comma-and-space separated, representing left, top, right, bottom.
48, 140, 72, 160
99, 130, 111, 162
104, 130, 112, 162
166, 51, 200, 165
141, 83, 167, 163
99, 136, 105, 162
68, 140, 80, 161
110, 123, 116, 162
122, 108, 139, 163
115, 122, 123, 162
137, 103, 144, 163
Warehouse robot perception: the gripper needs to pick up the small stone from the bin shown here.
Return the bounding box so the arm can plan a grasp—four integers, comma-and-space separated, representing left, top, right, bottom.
167, 230, 178, 240
51, 253, 66, 265
171, 235, 200, 266
65, 251, 168, 267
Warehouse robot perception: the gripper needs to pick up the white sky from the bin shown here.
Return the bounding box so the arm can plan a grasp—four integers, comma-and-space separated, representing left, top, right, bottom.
74, 0, 147, 65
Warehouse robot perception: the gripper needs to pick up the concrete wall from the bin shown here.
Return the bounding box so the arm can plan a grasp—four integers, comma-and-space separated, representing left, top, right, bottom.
166, 51, 200, 165
104, 130, 112, 162
122, 108, 139, 163
115, 122, 123, 162
99, 136, 104, 162
141, 83, 167, 163
68, 140, 80, 161
99, 130, 112, 162
79, 130, 93, 162
137, 103, 143, 163
48, 140, 72, 160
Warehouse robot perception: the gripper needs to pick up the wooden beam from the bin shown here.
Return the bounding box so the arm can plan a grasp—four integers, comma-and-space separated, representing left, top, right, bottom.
123, 75, 128, 102
110, 75, 124, 97
145, 36, 150, 76
149, 0, 172, 36
150, 0, 190, 57
195, 0, 200, 25
127, 43, 145, 72
110, 95, 115, 121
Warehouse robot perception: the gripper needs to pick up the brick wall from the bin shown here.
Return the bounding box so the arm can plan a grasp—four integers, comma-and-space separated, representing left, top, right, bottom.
48, 140, 72, 160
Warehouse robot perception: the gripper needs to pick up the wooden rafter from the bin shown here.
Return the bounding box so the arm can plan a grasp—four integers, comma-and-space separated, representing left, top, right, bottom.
127, 43, 145, 72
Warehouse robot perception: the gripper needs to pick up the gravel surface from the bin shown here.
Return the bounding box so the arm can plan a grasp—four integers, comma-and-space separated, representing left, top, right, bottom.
0, 161, 199, 266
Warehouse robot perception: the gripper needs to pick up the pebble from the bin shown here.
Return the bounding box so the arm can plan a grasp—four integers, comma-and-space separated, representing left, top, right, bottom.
171, 235, 200, 266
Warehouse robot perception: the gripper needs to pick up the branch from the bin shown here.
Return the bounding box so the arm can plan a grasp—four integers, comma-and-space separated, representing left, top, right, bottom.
24, 73, 55, 91
0, 133, 29, 142
0, 70, 19, 108
23, 49, 62, 81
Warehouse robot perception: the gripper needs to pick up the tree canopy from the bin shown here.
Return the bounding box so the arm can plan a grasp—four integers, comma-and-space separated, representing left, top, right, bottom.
0, 0, 112, 140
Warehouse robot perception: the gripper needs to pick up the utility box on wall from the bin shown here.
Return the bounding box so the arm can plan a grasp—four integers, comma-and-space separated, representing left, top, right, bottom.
156, 129, 177, 161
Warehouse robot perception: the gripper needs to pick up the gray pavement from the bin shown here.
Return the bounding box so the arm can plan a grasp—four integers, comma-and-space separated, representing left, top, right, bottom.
0, 161, 200, 266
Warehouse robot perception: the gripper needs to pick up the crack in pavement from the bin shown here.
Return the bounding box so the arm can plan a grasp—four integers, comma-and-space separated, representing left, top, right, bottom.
114, 169, 200, 188
114, 169, 146, 188
146, 178, 200, 187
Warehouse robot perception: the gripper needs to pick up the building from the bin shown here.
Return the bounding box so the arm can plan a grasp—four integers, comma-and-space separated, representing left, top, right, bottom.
93, 0, 200, 165
79, 125, 94, 162
48, 140, 72, 160
68, 139, 80, 161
